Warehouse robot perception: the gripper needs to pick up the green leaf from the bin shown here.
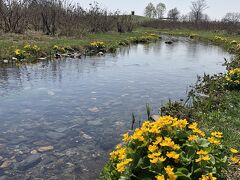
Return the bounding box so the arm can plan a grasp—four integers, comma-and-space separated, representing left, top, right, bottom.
209, 154, 216, 165
196, 138, 210, 147
176, 168, 190, 175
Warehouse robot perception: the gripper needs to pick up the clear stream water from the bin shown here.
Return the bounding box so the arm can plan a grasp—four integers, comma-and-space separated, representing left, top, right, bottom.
0, 37, 230, 179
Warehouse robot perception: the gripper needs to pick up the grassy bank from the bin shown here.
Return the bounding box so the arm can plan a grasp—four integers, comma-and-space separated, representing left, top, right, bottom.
0, 30, 160, 62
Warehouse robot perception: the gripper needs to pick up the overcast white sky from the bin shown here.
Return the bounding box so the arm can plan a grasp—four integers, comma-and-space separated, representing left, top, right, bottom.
72, 0, 240, 20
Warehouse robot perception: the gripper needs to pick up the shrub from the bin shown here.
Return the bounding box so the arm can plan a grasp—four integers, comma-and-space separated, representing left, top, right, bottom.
225, 68, 240, 90
101, 116, 237, 180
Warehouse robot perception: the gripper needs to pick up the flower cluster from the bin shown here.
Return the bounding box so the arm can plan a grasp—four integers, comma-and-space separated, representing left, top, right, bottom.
14, 44, 41, 60
89, 41, 105, 49
24, 44, 40, 54
101, 116, 237, 180
225, 68, 240, 90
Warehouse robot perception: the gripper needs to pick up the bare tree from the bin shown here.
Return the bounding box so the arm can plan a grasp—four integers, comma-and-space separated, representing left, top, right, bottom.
167, 8, 180, 21
144, 3, 156, 18
156, 2, 166, 19
190, 0, 208, 23
0, 0, 28, 33
222, 12, 240, 24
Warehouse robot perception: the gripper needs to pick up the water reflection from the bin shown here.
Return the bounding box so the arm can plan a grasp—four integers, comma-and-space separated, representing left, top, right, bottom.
0, 37, 230, 179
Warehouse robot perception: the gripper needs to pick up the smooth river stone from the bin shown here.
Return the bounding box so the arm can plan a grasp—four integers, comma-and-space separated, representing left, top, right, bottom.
15, 154, 41, 171
38, 146, 54, 153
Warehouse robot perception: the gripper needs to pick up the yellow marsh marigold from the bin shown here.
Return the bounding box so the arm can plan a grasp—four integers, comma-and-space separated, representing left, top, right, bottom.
15, 49, 21, 55
164, 166, 177, 180
197, 150, 209, 155
132, 128, 145, 142
153, 137, 163, 145
188, 122, 198, 130
148, 145, 158, 152
208, 137, 221, 145
148, 152, 166, 164
230, 156, 239, 164
116, 158, 133, 172
166, 151, 180, 160
148, 152, 161, 159
211, 131, 223, 138
156, 175, 165, 180
199, 173, 217, 180
110, 147, 126, 160
172, 119, 189, 129
189, 123, 206, 136
160, 137, 175, 148
230, 148, 238, 154
195, 155, 210, 163
122, 133, 130, 142
188, 135, 198, 141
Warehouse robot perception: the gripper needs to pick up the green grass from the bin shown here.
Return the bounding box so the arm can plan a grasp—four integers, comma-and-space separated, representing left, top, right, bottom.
195, 91, 240, 149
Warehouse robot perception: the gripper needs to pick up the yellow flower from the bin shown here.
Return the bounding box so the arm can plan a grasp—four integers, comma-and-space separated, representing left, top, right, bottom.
150, 157, 159, 164
230, 156, 239, 164
122, 133, 130, 142
202, 155, 210, 161
172, 119, 189, 129
197, 150, 208, 155
166, 151, 180, 160
148, 152, 166, 164
148, 152, 161, 159
230, 148, 239, 154
160, 137, 174, 147
189, 122, 198, 130
148, 145, 158, 152
199, 173, 217, 180
156, 175, 165, 180
211, 131, 223, 138
116, 144, 123, 149
153, 137, 163, 145
188, 135, 198, 141
193, 128, 205, 137
53, 45, 59, 49
158, 156, 166, 162
109, 147, 126, 160
208, 137, 221, 145
116, 158, 133, 172
164, 166, 177, 180
15, 49, 21, 55
196, 155, 210, 162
